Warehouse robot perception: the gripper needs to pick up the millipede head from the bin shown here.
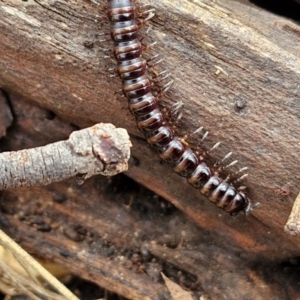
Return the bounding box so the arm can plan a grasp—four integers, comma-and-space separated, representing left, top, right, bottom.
225, 191, 259, 216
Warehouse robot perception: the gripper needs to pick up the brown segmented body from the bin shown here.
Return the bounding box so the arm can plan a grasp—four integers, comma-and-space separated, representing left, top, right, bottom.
106, 0, 255, 215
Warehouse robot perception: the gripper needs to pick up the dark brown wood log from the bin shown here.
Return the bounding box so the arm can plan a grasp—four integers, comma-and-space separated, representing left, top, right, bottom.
1, 0, 300, 299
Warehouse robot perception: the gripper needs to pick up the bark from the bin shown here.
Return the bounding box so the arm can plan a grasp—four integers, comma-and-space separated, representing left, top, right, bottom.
1, 0, 300, 299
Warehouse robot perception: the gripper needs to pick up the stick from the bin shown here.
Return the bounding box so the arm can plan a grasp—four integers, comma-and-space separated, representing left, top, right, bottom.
0, 123, 131, 190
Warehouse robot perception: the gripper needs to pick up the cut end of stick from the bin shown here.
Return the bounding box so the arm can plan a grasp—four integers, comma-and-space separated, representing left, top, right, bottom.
87, 123, 132, 177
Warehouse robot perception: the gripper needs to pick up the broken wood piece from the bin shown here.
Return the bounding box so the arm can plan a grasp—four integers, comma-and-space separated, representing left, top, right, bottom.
284, 191, 300, 236
0, 123, 131, 190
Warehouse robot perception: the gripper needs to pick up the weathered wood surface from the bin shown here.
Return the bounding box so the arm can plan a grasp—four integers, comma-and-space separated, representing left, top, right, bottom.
1, 0, 300, 299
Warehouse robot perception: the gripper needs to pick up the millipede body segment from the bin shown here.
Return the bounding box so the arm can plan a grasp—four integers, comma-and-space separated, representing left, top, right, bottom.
106, 0, 255, 215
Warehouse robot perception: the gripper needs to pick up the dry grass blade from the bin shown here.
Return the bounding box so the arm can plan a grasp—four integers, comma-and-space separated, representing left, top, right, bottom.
0, 229, 79, 300
161, 272, 193, 300
285, 191, 300, 236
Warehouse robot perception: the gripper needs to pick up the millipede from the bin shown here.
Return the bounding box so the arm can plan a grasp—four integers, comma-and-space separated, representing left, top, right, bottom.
106, 0, 258, 216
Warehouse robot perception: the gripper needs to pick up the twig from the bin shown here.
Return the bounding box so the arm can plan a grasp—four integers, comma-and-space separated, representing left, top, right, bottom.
0, 123, 131, 190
